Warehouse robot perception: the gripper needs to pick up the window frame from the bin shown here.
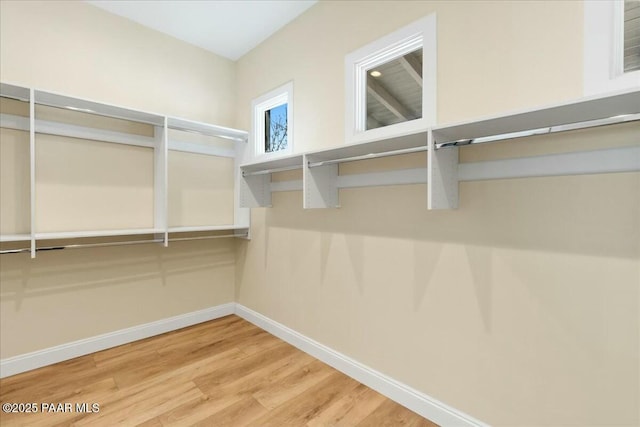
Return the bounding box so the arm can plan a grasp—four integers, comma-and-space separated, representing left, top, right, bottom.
584, 0, 640, 95
345, 14, 437, 145
252, 81, 293, 159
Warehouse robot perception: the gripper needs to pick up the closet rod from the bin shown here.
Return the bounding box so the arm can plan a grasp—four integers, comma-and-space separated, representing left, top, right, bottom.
307, 146, 428, 168
0, 233, 247, 255
242, 165, 302, 176
435, 113, 640, 149
168, 126, 247, 142
169, 233, 247, 242
0, 239, 162, 254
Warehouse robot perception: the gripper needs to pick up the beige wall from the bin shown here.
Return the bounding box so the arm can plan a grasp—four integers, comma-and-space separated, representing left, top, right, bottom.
1, 0, 638, 425
0, 1, 237, 356
0, 1, 236, 125
168, 151, 234, 227
1, 241, 235, 357
235, 1, 639, 426
35, 135, 155, 232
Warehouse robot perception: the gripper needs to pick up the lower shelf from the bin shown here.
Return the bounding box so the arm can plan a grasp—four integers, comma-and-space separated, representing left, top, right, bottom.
1, 226, 251, 258
167, 225, 248, 233
35, 228, 163, 240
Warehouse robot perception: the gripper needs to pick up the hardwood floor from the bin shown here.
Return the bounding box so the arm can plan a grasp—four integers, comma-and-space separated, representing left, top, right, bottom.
0, 315, 438, 426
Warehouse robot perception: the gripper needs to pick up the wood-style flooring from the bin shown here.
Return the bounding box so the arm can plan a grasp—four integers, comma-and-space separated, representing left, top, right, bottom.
0, 315, 437, 426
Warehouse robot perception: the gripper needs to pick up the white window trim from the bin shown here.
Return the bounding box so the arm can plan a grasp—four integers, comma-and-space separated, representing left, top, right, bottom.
345, 13, 437, 145
584, 0, 640, 95
252, 81, 293, 160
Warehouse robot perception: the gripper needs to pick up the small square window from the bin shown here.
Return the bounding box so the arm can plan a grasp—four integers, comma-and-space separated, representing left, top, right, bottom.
345, 14, 436, 145
252, 82, 293, 159
366, 48, 424, 131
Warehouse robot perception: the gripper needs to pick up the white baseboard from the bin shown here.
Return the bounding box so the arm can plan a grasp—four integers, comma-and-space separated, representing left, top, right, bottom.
2, 302, 487, 427
0, 303, 235, 379
235, 304, 488, 427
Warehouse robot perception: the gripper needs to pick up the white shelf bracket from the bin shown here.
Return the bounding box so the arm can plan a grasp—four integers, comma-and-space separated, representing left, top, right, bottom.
154, 118, 168, 247
304, 154, 339, 209
428, 129, 459, 210
29, 88, 36, 259
240, 173, 272, 208
234, 139, 251, 227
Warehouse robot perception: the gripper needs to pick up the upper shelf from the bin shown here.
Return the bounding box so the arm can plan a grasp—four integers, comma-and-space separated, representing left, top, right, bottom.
241, 89, 639, 174
240, 153, 304, 175
0, 82, 249, 153
239, 133, 429, 175
0, 83, 30, 102
305, 132, 427, 164
432, 88, 640, 146
34, 90, 165, 126
238, 88, 639, 211
167, 117, 248, 141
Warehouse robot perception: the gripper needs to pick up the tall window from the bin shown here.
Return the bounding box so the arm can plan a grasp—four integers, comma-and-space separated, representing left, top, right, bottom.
624, 0, 640, 72
252, 82, 293, 158
584, 0, 640, 95
264, 103, 288, 152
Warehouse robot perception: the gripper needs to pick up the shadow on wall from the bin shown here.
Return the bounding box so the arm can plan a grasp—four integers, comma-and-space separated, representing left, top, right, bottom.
263, 173, 640, 261
247, 171, 639, 336
0, 240, 235, 309
234, 147, 640, 425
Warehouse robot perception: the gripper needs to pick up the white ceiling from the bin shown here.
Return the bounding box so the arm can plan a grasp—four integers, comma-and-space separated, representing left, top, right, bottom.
87, 0, 317, 61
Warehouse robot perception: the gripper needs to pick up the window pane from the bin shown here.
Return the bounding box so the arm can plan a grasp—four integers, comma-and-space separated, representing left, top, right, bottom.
624, 0, 640, 72
264, 103, 288, 152
366, 48, 423, 130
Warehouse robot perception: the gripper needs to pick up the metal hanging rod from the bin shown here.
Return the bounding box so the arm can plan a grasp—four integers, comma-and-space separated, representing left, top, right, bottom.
1, 93, 29, 102
435, 113, 640, 149
1, 248, 33, 254
0, 238, 162, 254
169, 233, 247, 242
307, 146, 428, 168
167, 117, 248, 142
0, 233, 247, 255
242, 165, 302, 176
168, 125, 247, 142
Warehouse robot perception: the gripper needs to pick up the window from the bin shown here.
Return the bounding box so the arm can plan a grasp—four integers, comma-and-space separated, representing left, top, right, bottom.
252, 82, 293, 158
584, 0, 640, 95
264, 103, 288, 153
366, 48, 423, 131
624, 0, 640, 72
345, 14, 436, 145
